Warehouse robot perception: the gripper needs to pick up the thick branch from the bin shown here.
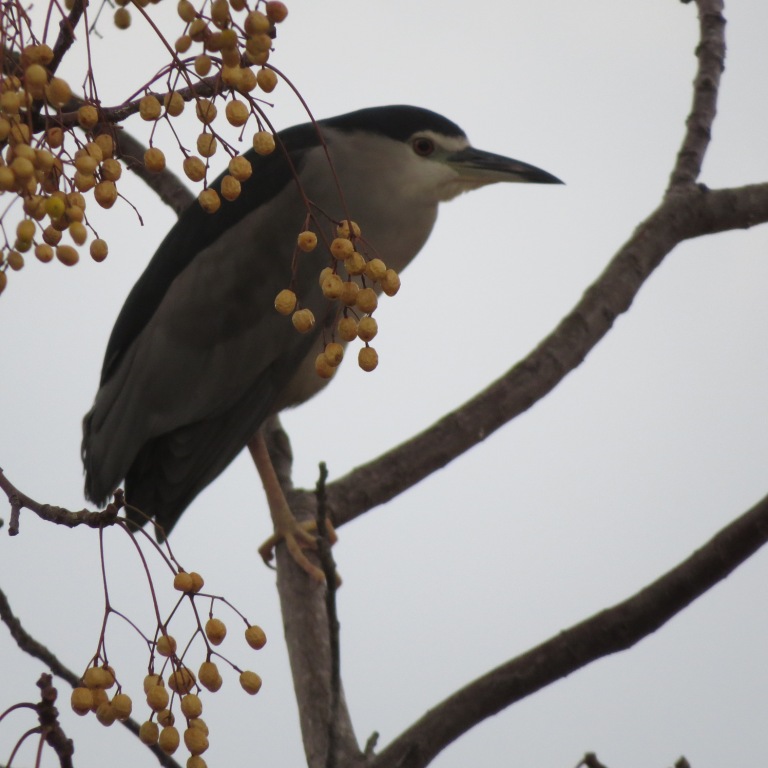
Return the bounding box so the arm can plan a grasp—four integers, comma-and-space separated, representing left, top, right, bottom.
314, 182, 768, 529
371, 491, 768, 768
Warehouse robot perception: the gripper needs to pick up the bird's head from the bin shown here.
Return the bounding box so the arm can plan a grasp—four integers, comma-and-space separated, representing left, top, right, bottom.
322, 105, 563, 204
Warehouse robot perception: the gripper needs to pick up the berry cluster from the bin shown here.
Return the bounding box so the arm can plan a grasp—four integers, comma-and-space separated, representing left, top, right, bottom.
133, 0, 290, 214
274, 219, 401, 375
0, 42, 116, 293
0, 0, 289, 295
70, 558, 266, 768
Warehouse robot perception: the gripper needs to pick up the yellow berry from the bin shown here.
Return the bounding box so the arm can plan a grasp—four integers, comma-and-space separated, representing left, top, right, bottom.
0, 167, 15, 191
144, 147, 166, 172
357, 316, 378, 342
189, 572, 205, 593
157, 634, 177, 657
225, 99, 249, 127
356, 288, 378, 314
321, 274, 343, 300
337, 316, 358, 341
228, 155, 252, 182
220, 175, 241, 201
11, 156, 34, 180
194, 54, 212, 77
381, 269, 401, 296
256, 67, 277, 93
24, 64, 48, 99
184, 727, 209, 755
164, 91, 185, 117
198, 662, 222, 692
174, 571, 194, 592
143, 674, 163, 693
111, 693, 132, 720
94, 134, 114, 158
16, 219, 35, 241
252, 130, 275, 155
339, 280, 359, 306
330, 238, 354, 260
159, 726, 180, 755
297, 231, 317, 252
239, 671, 262, 695
114, 7, 131, 28
244, 9, 269, 34
157, 708, 175, 727
324, 342, 344, 367
274, 288, 296, 315
147, 684, 170, 711
90, 239, 108, 262
188, 756, 208, 768
99, 158, 121, 183
74, 171, 96, 192
180, 693, 203, 719
77, 105, 99, 129
69, 221, 88, 246
238, 66, 259, 92
189, 18, 209, 41
205, 618, 227, 646
210, 0, 230, 26
89, 688, 108, 712
71, 687, 93, 715
93, 181, 118, 211
35, 243, 54, 263
45, 78, 71, 109
358, 346, 378, 372
43, 226, 62, 245
315, 353, 335, 379
83, 666, 115, 689
184, 156, 207, 183
177, 0, 196, 22
139, 95, 162, 121
188, 718, 209, 735
175, 34, 192, 52
344, 251, 366, 276
195, 99, 217, 125
364, 258, 387, 282
244, 625, 267, 649
139, 720, 160, 745
198, 188, 221, 213
336, 219, 361, 239
291, 308, 315, 333
0, 271, 6, 294
266, 1, 288, 22
197, 133, 217, 158
9, 251, 26, 270
96, 702, 117, 726
168, 666, 196, 694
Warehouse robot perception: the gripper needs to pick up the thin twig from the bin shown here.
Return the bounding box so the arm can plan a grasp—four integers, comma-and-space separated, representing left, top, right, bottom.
315, 463, 341, 768
0, 467, 120, 533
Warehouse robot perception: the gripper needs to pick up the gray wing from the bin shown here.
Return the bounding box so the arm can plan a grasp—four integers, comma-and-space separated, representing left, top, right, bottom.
83, 137, 337, 533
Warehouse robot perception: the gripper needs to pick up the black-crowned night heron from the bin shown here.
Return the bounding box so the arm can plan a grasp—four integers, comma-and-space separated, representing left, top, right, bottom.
82, 105, 561, 580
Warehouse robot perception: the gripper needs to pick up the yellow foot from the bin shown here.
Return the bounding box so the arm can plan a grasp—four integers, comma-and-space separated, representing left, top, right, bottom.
258, 518, 337, 583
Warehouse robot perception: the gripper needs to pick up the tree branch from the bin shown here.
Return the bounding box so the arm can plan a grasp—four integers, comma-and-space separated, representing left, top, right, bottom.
668, 0, 725, 189
305, 181, 768, 530
0, 468, 121, 534
370, 490, 768, 768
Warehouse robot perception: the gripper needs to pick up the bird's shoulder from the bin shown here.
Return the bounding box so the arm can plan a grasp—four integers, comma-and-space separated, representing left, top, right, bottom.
99, 122, 323, 386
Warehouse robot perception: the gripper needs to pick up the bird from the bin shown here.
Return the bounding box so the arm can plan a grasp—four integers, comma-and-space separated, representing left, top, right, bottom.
82, 104, 562, 580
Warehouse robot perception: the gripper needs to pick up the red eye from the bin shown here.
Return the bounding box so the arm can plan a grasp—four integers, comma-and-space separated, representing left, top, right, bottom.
412, 137, 435, 157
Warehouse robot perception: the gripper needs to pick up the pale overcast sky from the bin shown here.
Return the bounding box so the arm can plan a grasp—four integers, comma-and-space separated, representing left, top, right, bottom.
2, 2, 768, 767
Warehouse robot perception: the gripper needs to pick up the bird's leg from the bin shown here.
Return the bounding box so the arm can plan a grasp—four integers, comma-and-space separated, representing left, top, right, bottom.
248, 429, 327, 582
